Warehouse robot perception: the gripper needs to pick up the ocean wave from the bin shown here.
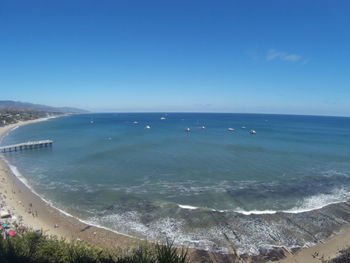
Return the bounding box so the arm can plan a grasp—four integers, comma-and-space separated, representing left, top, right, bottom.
283, 188, 350, 213
177, 204, 227, 212
233, 209, 278, 215
10, 126, 19, 132
233, 188, 350, 215
176, 187, 350, 215
178, 204, 198, 210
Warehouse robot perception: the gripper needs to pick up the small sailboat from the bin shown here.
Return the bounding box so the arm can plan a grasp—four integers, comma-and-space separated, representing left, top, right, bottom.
228, 128, 235, 131
160, 117, 166, 120
241, 126, 246, 129
185, 127, 191, 132
133, 121, 138, 124
201, 126, 206, 129
249, 129, 257, 134
145, 125, 151, 129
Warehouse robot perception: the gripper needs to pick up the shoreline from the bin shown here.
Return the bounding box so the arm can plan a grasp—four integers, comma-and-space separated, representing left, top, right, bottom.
1, 117, 350, 262
0, 117, 141, 250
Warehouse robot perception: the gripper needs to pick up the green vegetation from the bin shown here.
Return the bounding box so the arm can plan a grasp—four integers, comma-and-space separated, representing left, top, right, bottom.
0, 100, 88, 126
0, 110, 62, 127
0, 227, 188, 263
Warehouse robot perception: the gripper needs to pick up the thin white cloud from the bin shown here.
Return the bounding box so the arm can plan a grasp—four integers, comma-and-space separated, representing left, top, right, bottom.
266, 49, 302, 62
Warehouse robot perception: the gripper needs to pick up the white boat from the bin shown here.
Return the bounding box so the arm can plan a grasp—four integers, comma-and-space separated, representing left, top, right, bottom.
133, 121, 138, 124
90, 120, 94, 124
160, 117, 166, 120
201, 126, 206, 129
228, 128, 235, 131
250, 129, 257, 134
185, 128, 191, 132
145, 125, 151, 129
241, 126, 246, 129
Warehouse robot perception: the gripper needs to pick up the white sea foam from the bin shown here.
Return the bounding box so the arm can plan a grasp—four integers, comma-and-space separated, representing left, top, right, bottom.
233, 188, 350, 215
178, 204, 198, 210
177, 186, 350, 215
283, 188, 350, 214
88, 213, 228, 253
234, 209, 278, 215
10, 126, 19, 132
176, 186, 350, 215
86, 210, 313, 256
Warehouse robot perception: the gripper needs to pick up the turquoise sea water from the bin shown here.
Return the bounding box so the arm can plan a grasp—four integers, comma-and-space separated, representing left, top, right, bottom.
1, 113, 350, 254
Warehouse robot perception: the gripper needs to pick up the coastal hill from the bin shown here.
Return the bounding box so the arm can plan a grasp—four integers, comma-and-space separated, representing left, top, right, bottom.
0, 100, 88, 126
0, 100, 87, 114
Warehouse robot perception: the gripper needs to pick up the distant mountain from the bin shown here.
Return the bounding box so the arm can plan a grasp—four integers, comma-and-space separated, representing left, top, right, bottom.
55, 106, 89, 114
0, 100, 88, 114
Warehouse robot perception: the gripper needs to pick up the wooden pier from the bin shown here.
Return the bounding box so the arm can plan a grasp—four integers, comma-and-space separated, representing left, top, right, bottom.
0, 140, 53, 153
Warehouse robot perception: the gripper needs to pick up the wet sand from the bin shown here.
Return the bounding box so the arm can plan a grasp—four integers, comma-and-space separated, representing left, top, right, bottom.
1, 118, 350, 263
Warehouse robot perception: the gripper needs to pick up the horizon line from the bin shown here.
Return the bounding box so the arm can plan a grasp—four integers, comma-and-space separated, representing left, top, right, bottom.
79, 111, 350, 118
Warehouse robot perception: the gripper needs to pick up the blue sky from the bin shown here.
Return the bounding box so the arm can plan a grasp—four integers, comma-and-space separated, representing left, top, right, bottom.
1, 0, 349, 115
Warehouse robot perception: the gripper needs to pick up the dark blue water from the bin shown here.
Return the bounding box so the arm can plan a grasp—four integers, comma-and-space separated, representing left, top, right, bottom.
1, 113, 350, 254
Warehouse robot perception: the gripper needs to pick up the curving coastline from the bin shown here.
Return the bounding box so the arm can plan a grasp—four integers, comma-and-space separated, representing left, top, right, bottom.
0, 118, 140, 249
1, 118, 350, 262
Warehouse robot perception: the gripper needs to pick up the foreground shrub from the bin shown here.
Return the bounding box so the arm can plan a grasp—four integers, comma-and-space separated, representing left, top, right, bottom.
156, 241, 187, 263
0, 228, 188, 263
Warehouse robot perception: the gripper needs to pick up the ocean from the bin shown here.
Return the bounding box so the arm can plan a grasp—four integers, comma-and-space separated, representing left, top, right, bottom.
1, 113, 350, 254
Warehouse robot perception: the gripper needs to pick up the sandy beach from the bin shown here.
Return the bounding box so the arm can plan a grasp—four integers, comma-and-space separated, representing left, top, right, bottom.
1, 118, 350, 263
